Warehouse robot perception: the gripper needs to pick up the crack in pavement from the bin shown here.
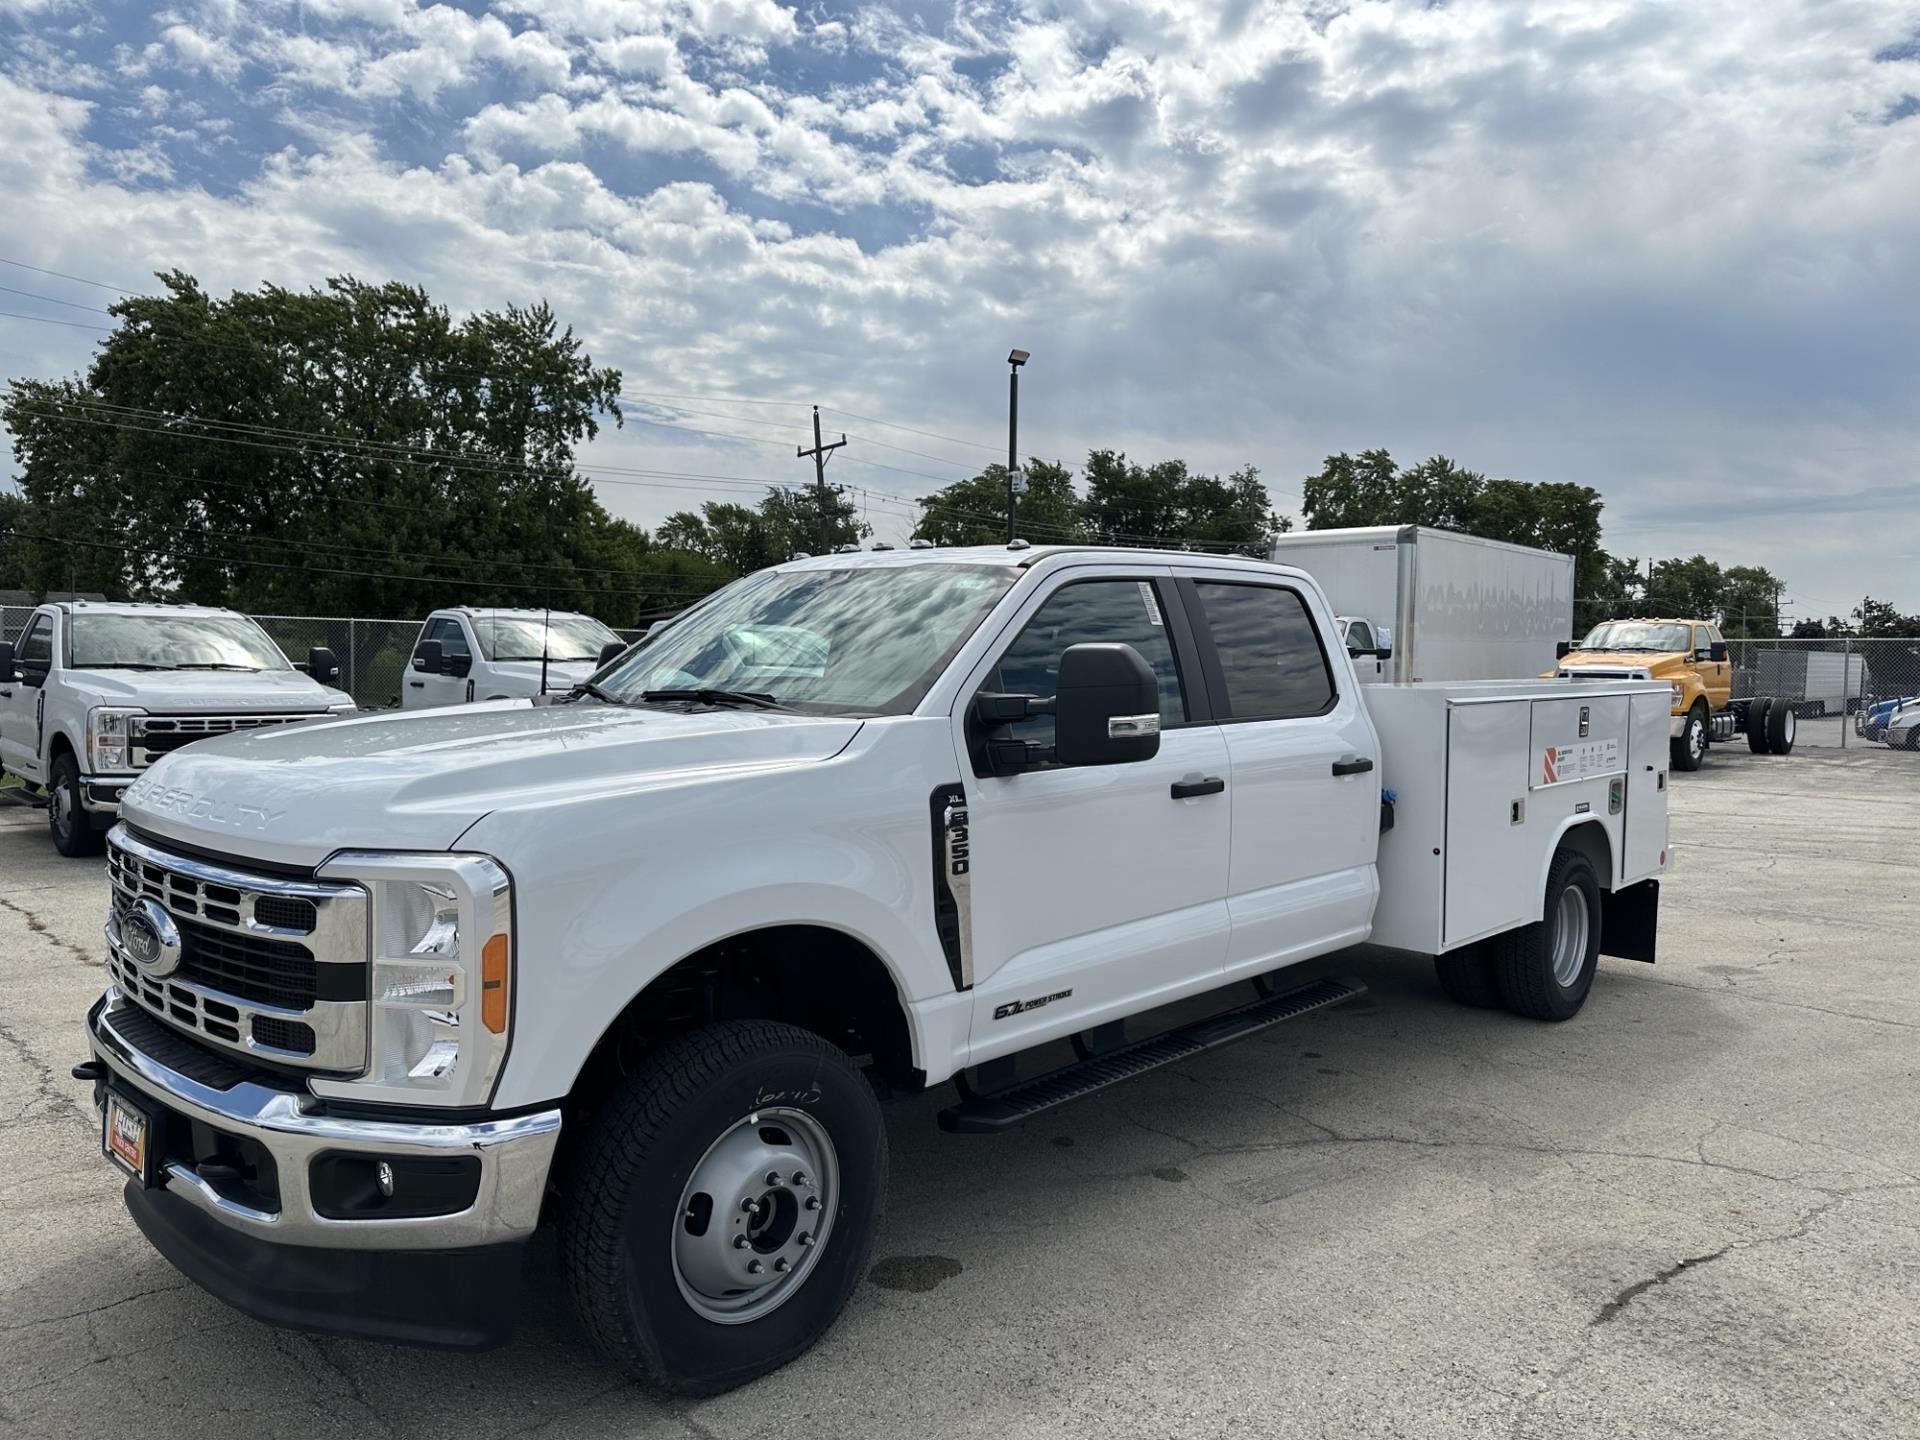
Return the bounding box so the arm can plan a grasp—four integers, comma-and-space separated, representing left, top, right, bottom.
0, 1281, 190, 1333
1590, 1247, 1730, 1326
0, 894, 100, 969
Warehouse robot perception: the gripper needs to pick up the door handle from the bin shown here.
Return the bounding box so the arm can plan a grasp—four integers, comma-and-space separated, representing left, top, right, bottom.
1171, 776, 1225, 799
408, 680, 424, 688
1331, 756, 1375, 777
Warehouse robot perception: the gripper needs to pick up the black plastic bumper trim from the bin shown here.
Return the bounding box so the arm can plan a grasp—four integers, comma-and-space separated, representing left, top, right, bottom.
124, 1182, 528, 1351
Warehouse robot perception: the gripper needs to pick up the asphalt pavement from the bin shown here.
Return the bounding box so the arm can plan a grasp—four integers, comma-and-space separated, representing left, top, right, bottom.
2, 747, 1916, 1438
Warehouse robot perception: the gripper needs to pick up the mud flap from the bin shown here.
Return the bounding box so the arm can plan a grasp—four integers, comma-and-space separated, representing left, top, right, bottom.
1601, 879, 1659, 963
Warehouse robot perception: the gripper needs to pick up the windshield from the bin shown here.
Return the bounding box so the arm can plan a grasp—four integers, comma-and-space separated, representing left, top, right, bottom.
68, 614, 292, 671
594, 564, 1017, 715
472, 614, 622, 662
1577, 622, 1693, 653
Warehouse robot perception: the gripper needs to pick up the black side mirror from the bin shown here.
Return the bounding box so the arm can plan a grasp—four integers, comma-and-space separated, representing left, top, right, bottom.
598, 640, 626, 669
1556, 640, 1574, 660
1053, 643, 1162, 767
1709, 641, 1729, 662
445, 651, 473, 678
1373, 646, 1393, 662
307, 646, 340, 686
414, 640, 443, 674
0, 641, 13, 683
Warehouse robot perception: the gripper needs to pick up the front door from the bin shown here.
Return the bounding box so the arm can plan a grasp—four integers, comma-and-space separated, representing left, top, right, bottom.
1178, 575, 1381, 978
0, 613, 54, 780
405, 617, 473, 708
952, 570, 1232, 1061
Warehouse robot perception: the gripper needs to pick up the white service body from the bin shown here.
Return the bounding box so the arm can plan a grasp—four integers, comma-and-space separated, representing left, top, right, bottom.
1270, 525, 1575, 684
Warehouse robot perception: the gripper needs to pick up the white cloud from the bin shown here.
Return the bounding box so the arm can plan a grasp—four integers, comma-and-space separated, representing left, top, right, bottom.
2, 2, 1919, 608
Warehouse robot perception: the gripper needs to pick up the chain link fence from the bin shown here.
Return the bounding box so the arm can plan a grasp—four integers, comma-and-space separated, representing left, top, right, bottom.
1727, 637, 1920, 749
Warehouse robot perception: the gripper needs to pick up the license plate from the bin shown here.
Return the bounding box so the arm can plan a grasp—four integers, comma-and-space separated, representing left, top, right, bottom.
103, 1091, 152, 1184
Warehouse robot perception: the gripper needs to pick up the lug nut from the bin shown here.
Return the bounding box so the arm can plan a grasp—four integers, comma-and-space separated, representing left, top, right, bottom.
732, 1235, 749, 1249
765, 1171, 783, 1186
747, 1259, 764, 1275
773, 1257, 791, 1273
741, 1198, 763, 1216
804, 1195, 821, 1211
798, 1232, 814, 1248
791, 1171, 809, 1187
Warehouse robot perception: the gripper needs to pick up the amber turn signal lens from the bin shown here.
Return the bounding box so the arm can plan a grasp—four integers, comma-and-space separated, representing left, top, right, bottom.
481, 933, 509, 1034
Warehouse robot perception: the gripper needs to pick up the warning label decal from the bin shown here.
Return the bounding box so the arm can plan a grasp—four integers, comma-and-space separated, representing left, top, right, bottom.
1536, 738, 1622, 789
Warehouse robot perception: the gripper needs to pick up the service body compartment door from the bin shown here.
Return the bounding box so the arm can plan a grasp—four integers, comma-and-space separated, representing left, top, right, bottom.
1622, 692, 1670, 882
1441, 699, 1536, 947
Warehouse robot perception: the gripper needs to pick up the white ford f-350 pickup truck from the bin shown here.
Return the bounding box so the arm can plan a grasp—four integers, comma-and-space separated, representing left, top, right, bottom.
402, 606, 627, 708
0, 601, 354, 856
76, 546, 1670, 1394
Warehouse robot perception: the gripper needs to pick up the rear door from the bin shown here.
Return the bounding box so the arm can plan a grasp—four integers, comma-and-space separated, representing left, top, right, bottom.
952, 568, 1233, 1057
1180, 574, 1381, 979
0, 611, 54, 779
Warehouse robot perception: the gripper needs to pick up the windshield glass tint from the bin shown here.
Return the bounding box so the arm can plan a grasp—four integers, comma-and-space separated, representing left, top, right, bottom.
473, 614, 622, 662
1580, 622, 1693, 652
69, 615, 291, 670
599, 564, 1016, 714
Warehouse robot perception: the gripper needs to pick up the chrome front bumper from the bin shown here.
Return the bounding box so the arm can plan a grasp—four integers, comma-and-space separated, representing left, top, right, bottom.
78, 773, 132, 814
87, 989, 560, 1250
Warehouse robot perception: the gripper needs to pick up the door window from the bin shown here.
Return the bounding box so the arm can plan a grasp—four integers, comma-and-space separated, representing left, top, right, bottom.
1343, 619, 1375, 653
18, 616, 52, 670
987, 579, 1188, 749
414, 617, 471, 668
1193, 582, 1335, 720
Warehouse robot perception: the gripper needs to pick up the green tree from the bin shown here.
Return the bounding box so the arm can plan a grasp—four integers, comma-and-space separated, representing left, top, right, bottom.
1646, 556, 1725, 620
1083, 451, 1286, 554
1718, 565, 1783, 638
1852, 596, 1920, 638
913, 461, 1084, 547
0, 271, 722, 625
661, 486, 867, 571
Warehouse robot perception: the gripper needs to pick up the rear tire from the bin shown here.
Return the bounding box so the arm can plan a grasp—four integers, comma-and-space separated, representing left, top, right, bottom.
1671, 702, 1708, 771
1766, 698, 1796, 756
560, 1019, 887, 1396
1435, 943, 1503, 1008
1746, 697, 1773, 754
1493, 850, 1601, 1022
47, 751, 102, 857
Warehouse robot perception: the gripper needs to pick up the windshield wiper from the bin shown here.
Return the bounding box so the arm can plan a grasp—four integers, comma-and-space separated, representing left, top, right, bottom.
569, 680, 627, 706
640, 688, 786, 711
174, 663, 262, 671
78, 662, 172, 670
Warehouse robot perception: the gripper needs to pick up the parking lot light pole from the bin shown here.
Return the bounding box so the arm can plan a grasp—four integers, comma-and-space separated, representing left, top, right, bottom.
1006, 348, 1029, 544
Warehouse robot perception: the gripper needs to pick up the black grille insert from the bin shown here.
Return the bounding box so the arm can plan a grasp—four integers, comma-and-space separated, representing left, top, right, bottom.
251, 1016, 316, 1055
177, 917, 317, 1008
254, 896, 317, 933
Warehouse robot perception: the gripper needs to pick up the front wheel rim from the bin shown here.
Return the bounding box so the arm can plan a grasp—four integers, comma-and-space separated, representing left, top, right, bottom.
1550, 885, 1590, 987
50, 782, 72, 838
671, 1106, 840, 1326
1781, 709, 1795, 745
1688, 717, 1705, 759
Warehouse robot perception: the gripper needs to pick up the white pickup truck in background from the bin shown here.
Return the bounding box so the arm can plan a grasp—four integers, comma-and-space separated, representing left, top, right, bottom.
0, 601, 354, 855
77, 545, 1670, 1395
402, 606, 627, 707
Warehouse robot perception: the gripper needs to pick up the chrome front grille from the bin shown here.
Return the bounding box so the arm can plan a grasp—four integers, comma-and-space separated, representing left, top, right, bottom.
105, 829, 368, 1072
129, 713, 321, 768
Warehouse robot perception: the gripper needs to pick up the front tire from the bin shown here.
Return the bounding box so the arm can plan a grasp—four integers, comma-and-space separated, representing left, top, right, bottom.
47, 751, 102, 857
1747, 697, 1773, 754
560, 1020, 888, 1396
1671, 701, 1708, 771
1492, 850, 1601, 1022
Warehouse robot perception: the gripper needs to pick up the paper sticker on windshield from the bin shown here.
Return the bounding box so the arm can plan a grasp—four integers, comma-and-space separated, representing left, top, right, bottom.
1137, 582, 1164, 626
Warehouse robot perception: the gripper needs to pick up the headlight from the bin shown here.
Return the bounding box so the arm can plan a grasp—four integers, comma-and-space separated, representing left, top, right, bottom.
87, 707, 145, 772
1670, 682, 1684, 705
326, 700, 357, 716
311, 852, 512, 1108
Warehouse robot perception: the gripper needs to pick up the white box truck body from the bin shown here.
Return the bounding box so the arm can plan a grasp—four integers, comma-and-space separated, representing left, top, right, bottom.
1270, 525, 1575, 684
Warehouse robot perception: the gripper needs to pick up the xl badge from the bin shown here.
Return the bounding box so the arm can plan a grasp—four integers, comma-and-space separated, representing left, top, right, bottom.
121, 899, 184, 978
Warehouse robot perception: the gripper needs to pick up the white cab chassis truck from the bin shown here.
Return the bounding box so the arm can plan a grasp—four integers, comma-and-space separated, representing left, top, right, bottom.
402, 606, 626, 708
1270, 525, 1575, 684
0, 602, 353, 856
76, 547, 1669, 1394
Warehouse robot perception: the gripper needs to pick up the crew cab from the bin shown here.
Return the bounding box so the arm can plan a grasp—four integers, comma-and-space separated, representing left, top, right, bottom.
76, 546, 1671, 1394
0, 601, 353, 855
402, 606, 626, 708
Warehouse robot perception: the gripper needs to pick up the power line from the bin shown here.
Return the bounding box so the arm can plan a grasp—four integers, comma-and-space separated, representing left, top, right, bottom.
0, 258, 141, 295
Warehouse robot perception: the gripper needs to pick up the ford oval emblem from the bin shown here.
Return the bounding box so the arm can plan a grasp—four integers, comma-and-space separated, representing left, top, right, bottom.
122, 899, 184, 979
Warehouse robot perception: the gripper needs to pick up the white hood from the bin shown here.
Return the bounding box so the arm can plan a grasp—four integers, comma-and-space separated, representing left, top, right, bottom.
66, 667, 339, 713
119, 699, 863, 867
478, 658, 597, 696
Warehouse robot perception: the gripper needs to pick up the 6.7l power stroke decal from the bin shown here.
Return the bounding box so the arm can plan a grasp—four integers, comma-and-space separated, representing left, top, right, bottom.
929, 784, 974, 991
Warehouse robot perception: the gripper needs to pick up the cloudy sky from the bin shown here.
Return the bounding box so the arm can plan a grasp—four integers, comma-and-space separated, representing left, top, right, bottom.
2, 0, 1916, 618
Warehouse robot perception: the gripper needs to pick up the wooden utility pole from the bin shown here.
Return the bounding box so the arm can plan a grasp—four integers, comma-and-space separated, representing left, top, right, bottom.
797, 407, 847, 552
